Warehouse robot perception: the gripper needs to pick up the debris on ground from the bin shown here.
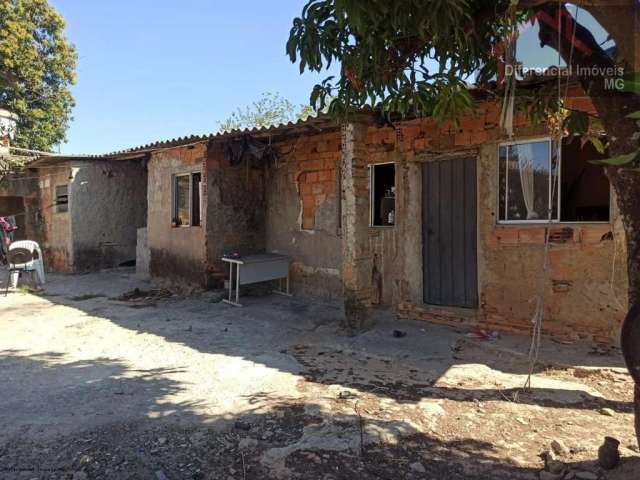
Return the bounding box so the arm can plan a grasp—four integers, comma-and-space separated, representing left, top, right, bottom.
1, 270, 638, 480
115, 287, 173, 302
466, 327, 500, 341
337, 390, 357, 400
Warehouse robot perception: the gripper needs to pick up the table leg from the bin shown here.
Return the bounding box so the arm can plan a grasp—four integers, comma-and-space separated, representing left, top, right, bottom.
228, 262, 233, 302
235, 263, 240, 305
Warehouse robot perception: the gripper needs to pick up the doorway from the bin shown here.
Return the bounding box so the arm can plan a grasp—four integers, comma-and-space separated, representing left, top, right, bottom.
422, 157, 478, 308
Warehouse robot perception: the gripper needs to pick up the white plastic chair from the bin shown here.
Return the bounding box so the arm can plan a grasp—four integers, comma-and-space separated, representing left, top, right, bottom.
8, 240, 46, 288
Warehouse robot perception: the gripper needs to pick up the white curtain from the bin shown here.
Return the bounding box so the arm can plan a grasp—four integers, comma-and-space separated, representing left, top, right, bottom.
516, 143, 538, 220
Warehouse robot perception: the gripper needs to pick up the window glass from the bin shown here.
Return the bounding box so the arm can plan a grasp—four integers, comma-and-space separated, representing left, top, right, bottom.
498, 140, 558, 222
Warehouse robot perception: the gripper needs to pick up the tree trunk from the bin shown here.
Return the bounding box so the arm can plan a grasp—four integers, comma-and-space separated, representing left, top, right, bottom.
534, 2, 640, 446
610, 171, 640, 445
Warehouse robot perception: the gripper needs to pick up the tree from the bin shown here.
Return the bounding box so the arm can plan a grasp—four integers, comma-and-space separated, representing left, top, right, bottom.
287, 0, 640, 443
0, 0, 77, 152
218, 91, 314, 132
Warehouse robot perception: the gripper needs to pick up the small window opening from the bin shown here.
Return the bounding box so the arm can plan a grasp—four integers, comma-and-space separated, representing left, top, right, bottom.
191, 172, 201, 227
369, 163, 395, 226
172, 172, 202, 227
55, 185, 69, 213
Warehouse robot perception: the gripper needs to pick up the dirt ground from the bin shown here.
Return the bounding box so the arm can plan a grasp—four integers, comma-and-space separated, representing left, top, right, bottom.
0, 269, 638, 480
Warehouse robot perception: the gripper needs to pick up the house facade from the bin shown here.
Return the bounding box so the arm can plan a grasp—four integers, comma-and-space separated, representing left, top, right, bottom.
123, 94, 626, 345
1, 158, 147, 272
9, 92, 627, 345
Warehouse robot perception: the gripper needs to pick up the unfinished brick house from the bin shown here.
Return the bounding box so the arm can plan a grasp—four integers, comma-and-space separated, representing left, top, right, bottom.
17, 90, 627, 345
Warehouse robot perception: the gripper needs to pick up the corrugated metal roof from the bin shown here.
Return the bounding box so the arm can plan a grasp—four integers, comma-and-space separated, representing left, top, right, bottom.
28, 113, 339, 167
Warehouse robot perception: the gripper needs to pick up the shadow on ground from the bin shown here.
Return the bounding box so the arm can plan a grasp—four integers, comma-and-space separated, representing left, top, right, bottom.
0, 269, 636, 479
0, 350, 635, 479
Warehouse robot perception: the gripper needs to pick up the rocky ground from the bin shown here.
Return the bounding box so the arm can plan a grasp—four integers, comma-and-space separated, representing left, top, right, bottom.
0, 269, 638, 479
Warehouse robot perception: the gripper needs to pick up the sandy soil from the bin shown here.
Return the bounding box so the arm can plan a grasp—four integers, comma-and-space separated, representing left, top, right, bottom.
0, 269, 637, 479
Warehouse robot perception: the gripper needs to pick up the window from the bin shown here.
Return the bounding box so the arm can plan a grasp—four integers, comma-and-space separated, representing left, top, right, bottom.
499, 139, 559, 222
191, 173, 201, 226
171, 173, 201, 227
560, 140, 610, 222
55, 185, 69, 213
369, 163, 396, 226
498, 139, 610, 223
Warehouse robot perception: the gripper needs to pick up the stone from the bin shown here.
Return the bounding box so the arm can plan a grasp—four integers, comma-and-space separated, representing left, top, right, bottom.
551, 440, 570, 456
238, 438, 258, 450
547, 460, 566, 475
303, 452, 322, 463
598, 408, 615, 417
338, 390, 357, 400
597, 436, 620, 470
234, 420, 251, 431
541, 450, 557, 468
155, 471, 169, 480
574, 472, 598, 480
539, 471, 563, 480
157, 437, 167, 446
409, 462, 426, 474
72, 473, 88, 480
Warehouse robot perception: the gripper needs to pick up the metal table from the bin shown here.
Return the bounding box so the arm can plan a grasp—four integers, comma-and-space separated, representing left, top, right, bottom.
221, 253, 291, 307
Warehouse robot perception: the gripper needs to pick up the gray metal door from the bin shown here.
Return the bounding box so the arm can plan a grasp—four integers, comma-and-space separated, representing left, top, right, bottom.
423, 157, 478, 308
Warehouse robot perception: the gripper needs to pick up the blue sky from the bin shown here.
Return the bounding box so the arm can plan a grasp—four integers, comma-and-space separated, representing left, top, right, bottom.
51, 2, 609, 155
51, 1, 334, 154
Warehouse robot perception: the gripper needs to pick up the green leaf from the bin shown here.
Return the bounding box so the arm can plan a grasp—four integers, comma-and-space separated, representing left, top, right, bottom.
589, 149, 640, 166
565, 111, 589, 135
626, 111, 640, 120
621, 72, 640, 94
590, 137, 607, 155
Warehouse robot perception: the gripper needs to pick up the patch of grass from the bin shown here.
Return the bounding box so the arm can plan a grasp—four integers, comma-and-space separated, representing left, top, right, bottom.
69, 293, 107, 301
16, 286, 45, 295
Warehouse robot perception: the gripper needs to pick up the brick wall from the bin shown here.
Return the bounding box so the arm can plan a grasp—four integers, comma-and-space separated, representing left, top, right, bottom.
205, 141, 266, 284
264, 131, 343, 300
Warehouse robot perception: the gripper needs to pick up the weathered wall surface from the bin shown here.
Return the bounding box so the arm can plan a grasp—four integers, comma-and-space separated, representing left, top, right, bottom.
136, 227, 149, 278
147, 145, 207, 286
265, 131, 343, 300
0, 173, 42, 243
377, 98, 628, 345
204, 142, 267, 286
476, 142, 627, 345
37, 166, 74, 272
257, 93, 628, 344
71, 160, 147, 271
